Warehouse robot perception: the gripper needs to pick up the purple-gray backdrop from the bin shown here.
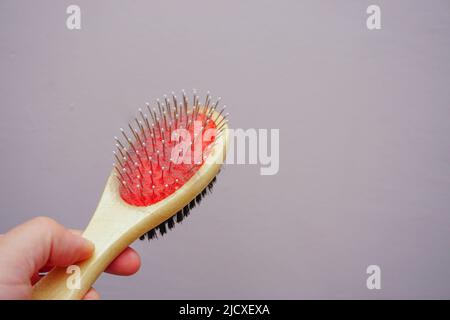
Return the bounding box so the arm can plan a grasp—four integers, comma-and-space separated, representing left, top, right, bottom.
1, 0, 449, 299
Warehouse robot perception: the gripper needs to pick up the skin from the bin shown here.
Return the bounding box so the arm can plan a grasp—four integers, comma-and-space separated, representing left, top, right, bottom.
0, 216, 141, 299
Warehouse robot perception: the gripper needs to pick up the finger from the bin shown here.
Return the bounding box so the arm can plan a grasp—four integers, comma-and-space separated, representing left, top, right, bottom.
38, 229, 140, 275
39, 245, 140, 276
69, 229, 82, 235
36, 230, 83, 272
1, 217, 94, 279
105, 247, 141, 276
82, 287, 100, 300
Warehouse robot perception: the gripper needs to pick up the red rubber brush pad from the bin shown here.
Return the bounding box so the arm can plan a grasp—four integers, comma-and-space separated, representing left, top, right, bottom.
119, 114, 217, 206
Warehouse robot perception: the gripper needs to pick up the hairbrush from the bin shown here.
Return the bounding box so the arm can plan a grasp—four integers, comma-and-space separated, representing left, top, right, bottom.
31, 90, 229, 299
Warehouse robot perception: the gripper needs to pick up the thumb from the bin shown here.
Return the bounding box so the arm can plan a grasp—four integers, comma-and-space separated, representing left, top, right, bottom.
0, 217, 94, 279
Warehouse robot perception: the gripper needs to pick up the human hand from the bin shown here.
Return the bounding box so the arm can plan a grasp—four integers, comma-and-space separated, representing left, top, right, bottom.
0, 217, 141, 299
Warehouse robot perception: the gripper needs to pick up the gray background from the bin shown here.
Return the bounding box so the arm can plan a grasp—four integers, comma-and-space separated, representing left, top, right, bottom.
1, 0, 449, 299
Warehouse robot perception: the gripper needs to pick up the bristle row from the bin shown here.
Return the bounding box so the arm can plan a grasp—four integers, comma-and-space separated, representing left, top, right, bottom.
139, 176, 218, 241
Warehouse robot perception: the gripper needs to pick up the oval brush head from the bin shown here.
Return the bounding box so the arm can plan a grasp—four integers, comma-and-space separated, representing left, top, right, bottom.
114, 90, 228, 239
31, 90, 229, 300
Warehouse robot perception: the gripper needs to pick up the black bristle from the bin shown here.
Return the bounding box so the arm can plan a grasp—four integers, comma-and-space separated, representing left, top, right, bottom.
139, 175, 220, 242
183, 205, 190, 217
167, 216, 175, 229
158, 222, 167, 236
208, 176, 217, 191
176, 210, 184, 223
146, 228, 157, 240
195, 193, 202, 204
